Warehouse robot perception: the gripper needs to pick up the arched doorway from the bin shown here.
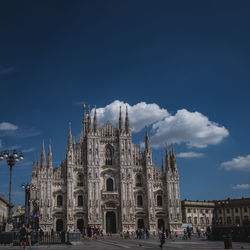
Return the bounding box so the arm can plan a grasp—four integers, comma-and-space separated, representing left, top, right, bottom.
106, 212, 116, 233
158, 219, 165, 230
77, 219, 84, 232
56, 219, 63, 232
137, 219, 144, 229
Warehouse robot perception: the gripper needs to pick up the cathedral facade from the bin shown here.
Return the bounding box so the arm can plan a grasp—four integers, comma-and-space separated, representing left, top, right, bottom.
30, 105, 182, 233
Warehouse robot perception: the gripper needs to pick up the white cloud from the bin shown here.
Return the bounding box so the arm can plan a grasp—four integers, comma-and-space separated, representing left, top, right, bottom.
151, 109, 229, 148
0, 122, 18, 131
232, 184, 250, 190
176, 151, 204, 158
94, 100, 169, 132
22, 147, 36, 153
221, 154, 250, 171
93, 101, 229, 149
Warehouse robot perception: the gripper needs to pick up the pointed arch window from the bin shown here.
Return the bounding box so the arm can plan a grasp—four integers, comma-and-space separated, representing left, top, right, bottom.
78, 195, 83, 206
77, 173, 84, 187
137, 195, 143, 207
57, 195, 63, 207
105, 146, 113, 165
157, 195, 163, 206
106, 178, 114, 192
136, 174, 142, 187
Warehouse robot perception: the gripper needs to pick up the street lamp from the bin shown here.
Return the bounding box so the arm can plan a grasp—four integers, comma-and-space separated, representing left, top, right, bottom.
21, 183, 36, 225
0, 149, 24, 222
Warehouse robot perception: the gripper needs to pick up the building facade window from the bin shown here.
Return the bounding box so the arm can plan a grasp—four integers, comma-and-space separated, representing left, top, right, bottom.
77, 174, 84, 187
136, 175, 142, 187
227, 208, 230, 213
57, 195, 63, 207
188, 208, 191, 213
235, 208, 238, 213
194, 217, 197, 225
106, 178, 114, 192
206, 217, 209, 224
193, 208, 196, 213
157, 195, 163, 206
200, 217, 204, 224
78, 195, 83, 206
227, 217, 232, 224
205, 209, 208, 214
188, 217, 192, 223
105, 146, 113, 165
244, 207, 248, 213
235, 216, 240, 224
137, 195, 143, 207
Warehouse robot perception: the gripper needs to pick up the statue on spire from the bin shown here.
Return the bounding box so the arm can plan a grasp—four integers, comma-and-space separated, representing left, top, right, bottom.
145, 126, 150, 152
41, 140, 46, 168
48, 140, 52, 168
125, 106, 130, 132
119, 106, 123, 131
67, 122, 73, 151
94, 105, 98, 132
88, 105, 92, 131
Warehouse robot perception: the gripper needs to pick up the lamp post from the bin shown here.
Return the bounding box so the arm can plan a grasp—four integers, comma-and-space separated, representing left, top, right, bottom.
21, 183, 36, 225
0, 149, 24, 222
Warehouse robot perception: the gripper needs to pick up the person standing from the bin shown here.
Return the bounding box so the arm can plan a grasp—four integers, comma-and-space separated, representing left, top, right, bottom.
19, 223, 27, 250
27, 224, 32, 249
159, 230, 166, 250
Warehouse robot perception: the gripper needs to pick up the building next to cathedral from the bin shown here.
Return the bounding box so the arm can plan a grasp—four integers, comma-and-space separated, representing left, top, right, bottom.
30, 105, 182, 233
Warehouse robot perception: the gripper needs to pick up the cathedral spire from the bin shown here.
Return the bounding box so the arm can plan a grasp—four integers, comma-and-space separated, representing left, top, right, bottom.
82, 104, 87, 136
170, 143, 177, 172
48, 140, 52, 168
119, 106, 123, 131
88, 105, 92, 132
37, 153, 40, 169
145, 126, 150, 152
41, 140, 46, 168
94, 105, 98, 132
125, 106, 130, 132
68, 122, 73, 151
33, 153, 36, 171
161, 153, 164, 172
165, 142, 170, 172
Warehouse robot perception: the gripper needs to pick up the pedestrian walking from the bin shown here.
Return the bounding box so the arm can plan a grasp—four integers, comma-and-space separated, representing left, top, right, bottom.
159, 230, 166, 250
27, 224, 33, 249
19, 223, 27, 250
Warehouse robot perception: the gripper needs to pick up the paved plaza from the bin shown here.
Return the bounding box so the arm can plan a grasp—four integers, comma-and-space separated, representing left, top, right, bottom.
0, 238, 250, 250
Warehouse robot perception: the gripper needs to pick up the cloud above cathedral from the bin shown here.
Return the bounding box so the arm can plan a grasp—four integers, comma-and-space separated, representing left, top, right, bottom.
95, 100, 229, 149
94, 100, 169, 133
221, 154, 250, 171
176, 151, 204, 158
151, 109, 229, 148
232, 184, 250, 190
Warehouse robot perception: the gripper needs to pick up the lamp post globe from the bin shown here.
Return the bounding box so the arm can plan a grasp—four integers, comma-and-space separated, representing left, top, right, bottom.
0, 150, 24, 223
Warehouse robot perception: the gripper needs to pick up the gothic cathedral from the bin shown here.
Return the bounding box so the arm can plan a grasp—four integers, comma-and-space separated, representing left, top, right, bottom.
30, 105, 182, 233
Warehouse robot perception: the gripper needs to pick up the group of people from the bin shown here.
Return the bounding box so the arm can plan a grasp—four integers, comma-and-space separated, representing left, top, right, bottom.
80, 226, 104, 239
120, 228, 150, 239
18, 223, 33, 250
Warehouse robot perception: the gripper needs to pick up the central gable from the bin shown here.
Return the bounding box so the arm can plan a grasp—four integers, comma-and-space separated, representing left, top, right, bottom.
100, 121, 117, 137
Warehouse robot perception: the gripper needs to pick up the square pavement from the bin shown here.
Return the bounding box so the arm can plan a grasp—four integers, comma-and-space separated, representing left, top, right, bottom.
0, 237, 250, 250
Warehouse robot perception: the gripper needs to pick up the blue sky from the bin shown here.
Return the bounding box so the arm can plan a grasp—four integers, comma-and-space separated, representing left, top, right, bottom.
0, 0, 250, 207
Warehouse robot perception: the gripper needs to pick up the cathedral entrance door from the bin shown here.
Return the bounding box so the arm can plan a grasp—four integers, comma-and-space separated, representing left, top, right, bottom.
137, 219, 144, 229
158, 219, 165, 230
106, 211, 116, 233
56, 219, 63, 232
77, 219, 84, 232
